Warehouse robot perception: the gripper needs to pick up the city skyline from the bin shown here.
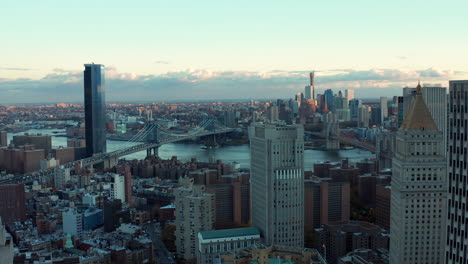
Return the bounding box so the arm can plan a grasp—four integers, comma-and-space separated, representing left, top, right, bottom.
1, 0, 468, 103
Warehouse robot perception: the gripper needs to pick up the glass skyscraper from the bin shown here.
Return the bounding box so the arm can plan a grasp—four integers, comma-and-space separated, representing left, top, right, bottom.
84, 64, 106, 157
324, 89, 334, 112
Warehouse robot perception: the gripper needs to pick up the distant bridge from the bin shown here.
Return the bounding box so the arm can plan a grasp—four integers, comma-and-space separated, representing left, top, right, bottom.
305, 131, 376, 153
0, 116, 235, 184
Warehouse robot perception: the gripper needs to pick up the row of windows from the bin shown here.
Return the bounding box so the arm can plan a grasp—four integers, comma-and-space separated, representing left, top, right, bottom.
404, 185, 445, 189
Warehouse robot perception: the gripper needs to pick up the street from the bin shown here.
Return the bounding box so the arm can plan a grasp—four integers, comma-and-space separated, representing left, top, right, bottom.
144, 223, 177, 264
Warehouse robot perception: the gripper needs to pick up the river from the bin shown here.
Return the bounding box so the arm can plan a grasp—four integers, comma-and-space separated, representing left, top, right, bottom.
7, 129, 375, 171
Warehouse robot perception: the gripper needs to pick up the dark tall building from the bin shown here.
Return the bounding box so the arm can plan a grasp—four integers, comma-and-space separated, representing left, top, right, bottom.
324, 89, 334, 112
84, 63, 106, 157
0, 184, 26, 223
310, 71, 315, 99
446, 80, 468, 263
370, 107, 382, 126
397, 96, 404, 127
103, 199, 130, 232
0, 131, 7, 147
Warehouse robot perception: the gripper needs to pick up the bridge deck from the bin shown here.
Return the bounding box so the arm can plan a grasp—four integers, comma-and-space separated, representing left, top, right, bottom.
0, 128, 235, 185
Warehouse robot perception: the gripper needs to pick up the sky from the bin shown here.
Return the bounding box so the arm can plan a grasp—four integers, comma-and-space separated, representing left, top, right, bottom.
1, 0, 468, 103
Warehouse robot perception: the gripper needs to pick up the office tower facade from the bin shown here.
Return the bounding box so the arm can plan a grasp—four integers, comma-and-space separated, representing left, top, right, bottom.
334, 91, 350, 121
206, 184, 234, 229
249, 123, 304, 247
175, 179, 213, 260
370, 107, 382, 126
84, 63, 106, 157
389, 84, 447, 264
62, 208, 83, 237
0, 131, 7, 147
397, 96, 404, 127
316, 94, 325, 112
324, 89, 335, 112
446, 80, 468, 263
305, 85, 312, 100
380, 96, 388, 125
349, 99, 362, 121
0, 184, 26, 223
345, 89, 355, 102
267, 104, 279, 122
304, 178, 350, 231
402, 85, 447, 151
375, 185, 391, 230
223, 110, 236, 127
358, 105, 370, 127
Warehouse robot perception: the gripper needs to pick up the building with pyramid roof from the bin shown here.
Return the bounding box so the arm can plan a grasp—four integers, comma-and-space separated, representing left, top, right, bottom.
389, 83, 448, 264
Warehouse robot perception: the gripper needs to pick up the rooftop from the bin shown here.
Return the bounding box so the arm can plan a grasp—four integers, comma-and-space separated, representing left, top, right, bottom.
199, 227, 260, 240
400, 83, 438, 131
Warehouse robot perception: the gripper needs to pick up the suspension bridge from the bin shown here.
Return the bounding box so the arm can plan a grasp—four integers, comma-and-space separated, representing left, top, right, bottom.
0, 115, 235, 184
305, 131, 376, 152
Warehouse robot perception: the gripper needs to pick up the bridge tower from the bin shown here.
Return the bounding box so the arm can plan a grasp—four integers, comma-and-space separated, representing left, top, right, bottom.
324, 112, 340, 150
145, 124, 159, 157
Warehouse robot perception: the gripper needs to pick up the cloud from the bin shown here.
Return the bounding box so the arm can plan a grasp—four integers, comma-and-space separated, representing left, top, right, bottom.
155, 60, 170, 64
0, 67, 33, 71
396, 56, 408, 60
0, 66, 465, 103
418, 67, 454, 78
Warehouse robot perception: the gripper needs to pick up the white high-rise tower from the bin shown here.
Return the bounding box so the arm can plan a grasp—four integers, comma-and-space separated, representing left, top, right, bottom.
249, 123, 304, 247
389, 83, 447, 264
305, 71, 315, 100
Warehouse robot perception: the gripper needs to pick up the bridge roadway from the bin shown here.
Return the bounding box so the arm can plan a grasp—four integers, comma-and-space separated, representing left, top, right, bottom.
0, 128, 235, 185
305, 131, 376, 153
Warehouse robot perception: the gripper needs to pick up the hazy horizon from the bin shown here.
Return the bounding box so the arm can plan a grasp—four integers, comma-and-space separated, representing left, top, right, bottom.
2, 0, 467, 103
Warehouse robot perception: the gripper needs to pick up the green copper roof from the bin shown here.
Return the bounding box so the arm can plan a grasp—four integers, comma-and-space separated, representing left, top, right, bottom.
199, 227, 260, 240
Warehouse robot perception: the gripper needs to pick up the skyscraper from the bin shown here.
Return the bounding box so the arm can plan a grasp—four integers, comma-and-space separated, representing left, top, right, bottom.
380, 96, 388, 126
389, 84, 447, 264
305, 71, 315, 100
345, 89, 355, 102
334, 91, 350, 121
249, 123, 304, 247
446, 80, 468, 263
358, 105, 370, 127
349, 99, 362, 121
324, 89, 335, 112
397, 96, 404, 127
84, 63, 106, 157
0, 131, 7, 147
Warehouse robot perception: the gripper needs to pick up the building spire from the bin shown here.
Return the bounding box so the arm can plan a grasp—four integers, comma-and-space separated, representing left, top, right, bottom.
417, 80, 422, 94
